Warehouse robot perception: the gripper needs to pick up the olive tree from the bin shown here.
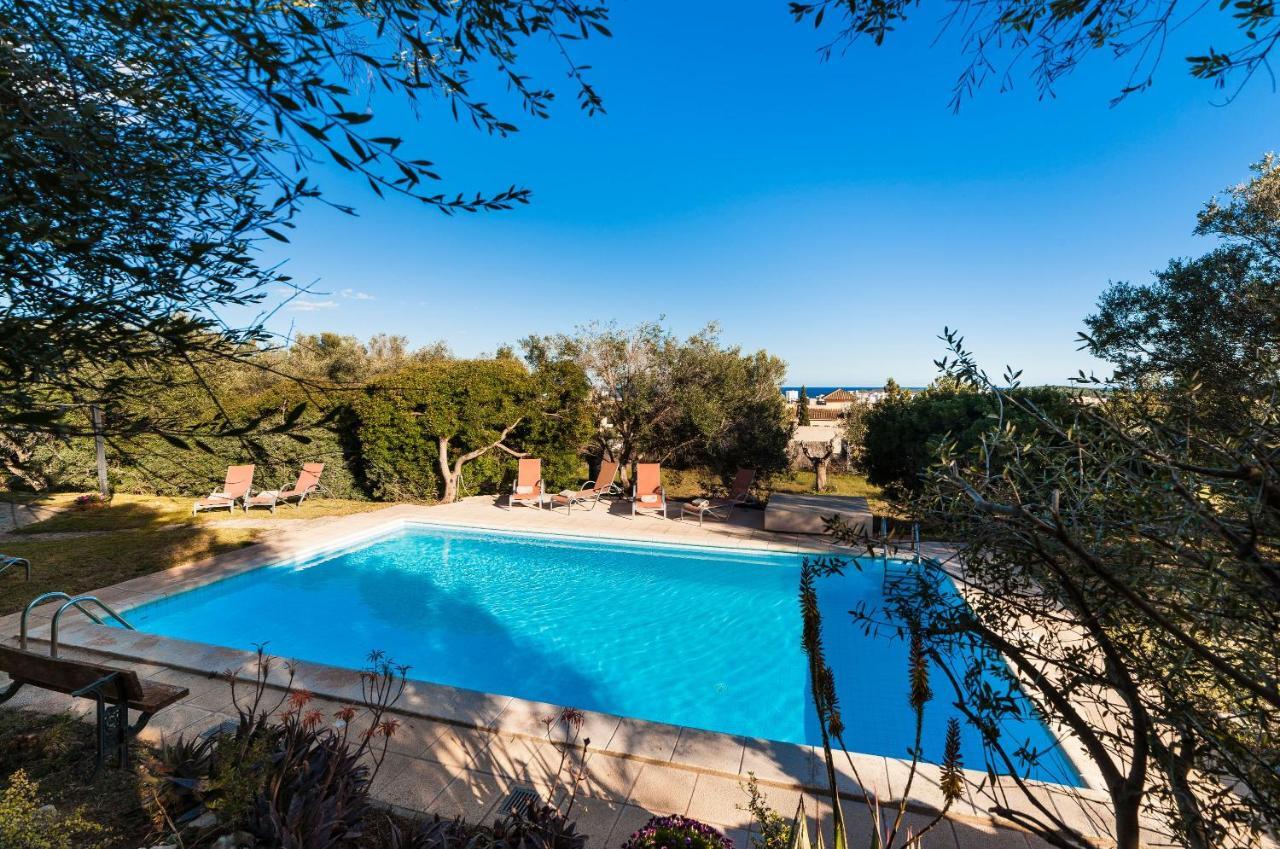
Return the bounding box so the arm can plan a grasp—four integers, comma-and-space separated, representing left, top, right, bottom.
522, 321, 791, 483
354, 357, 591, 503
1084, 154, 1280, 425
791, 0, 1278, 108
828, 162, 1280, 849
2, 0, 608, 448
889, 334, 1279, 849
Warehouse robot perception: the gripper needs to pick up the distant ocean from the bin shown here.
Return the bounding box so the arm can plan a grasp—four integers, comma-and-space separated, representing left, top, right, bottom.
780, 385, 920, 395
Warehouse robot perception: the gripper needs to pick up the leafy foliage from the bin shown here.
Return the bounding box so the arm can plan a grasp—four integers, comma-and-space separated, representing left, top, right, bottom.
790, 0, 1279, 108
1084, 154, 1280, 423
523, 321, 791, 483
143, 648, 407, 848
353, 356, 592, 502
2, 332, 451, 496
880, 328, 1280, 849
739, 775, 794, 849
2, 0, 608, 449
839, 166, 1280, 848
0, 770, 107, 849
860, 381, 1073, 494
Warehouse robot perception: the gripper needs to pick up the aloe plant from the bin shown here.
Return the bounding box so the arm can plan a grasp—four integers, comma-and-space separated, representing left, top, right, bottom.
798, 558, 967, 849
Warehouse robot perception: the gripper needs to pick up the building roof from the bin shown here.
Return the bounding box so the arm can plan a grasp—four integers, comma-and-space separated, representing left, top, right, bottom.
819, 388, 857, 402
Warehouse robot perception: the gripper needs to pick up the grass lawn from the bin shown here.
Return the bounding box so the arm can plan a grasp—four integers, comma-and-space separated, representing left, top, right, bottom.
0, 493, 384, 616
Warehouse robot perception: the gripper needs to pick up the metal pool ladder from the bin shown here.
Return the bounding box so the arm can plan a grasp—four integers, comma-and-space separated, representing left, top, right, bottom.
20, 591, 135, 657
881, 521, 925, 595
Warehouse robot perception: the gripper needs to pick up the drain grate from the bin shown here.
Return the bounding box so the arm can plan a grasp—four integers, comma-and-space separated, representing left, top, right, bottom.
496, 786, 541, 817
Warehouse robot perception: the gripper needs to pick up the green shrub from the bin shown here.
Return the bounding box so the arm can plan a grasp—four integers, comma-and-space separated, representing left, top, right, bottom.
861, 383, 1077, 493
0, 770, 107, 849
351, 371, 443, 501
7, 398, 365, 500
739, 775, 792, 849
352, 357, 591, 502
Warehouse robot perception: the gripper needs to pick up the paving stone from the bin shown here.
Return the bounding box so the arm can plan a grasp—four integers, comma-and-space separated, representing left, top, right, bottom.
559, 794, 624, 849
672, 726, 746, 774
739, 738, 819, 787
948, 818, 1031, 849
882, 756, 989, 821
830, 751, 894, 802
685, 773, 754, 830
628, 764, 698, 815
724, 826, 751, 849
609, 804, 659, 847
436, 766, 515, 822
372, 754, 458, 813
607, 717, 681, 762
135, 704, 224, 744
574, 751, 646, 803
497, 698, 622, 750
478, 733, 567, 791
381, 717, 452, 759
418, 723, 498, 772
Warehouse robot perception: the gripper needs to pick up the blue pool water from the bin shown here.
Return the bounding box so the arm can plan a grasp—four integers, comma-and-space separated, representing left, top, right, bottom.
124, 525, 1081, 785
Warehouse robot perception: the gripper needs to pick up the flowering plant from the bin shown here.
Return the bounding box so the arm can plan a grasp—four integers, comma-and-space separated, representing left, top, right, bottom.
620, 815, 734, 849
73, 493, 108, 510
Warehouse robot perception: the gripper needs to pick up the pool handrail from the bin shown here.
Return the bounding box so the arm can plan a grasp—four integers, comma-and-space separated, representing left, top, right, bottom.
20, 591, 134, 657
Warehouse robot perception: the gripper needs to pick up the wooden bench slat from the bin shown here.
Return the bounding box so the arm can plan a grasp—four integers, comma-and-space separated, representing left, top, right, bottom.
0, 644, 189, 712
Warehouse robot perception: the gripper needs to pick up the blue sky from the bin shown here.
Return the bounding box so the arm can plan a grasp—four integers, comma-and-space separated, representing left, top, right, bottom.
246, 1, 1278, 386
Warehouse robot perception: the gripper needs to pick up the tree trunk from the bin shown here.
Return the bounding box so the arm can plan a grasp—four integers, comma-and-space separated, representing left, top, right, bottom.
91, 404, 110, 497
800, 441, 834, 493
813, 458, 829, 492
437, 437, 459, 504
1113, 792, 1143, 849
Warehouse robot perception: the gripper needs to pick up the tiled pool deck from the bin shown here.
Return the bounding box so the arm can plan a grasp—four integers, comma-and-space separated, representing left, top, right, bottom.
0, 497, 1142, 848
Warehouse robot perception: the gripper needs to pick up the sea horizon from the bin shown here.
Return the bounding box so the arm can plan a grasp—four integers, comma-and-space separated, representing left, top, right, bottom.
779, 385, 923, 395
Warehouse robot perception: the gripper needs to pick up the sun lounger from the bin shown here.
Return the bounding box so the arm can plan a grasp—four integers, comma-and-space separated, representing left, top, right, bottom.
278, 462, 325, 507
245, 489, 279, 513
549, 460, 620, 515
509, 458, 544, 509
631, 463, 667, 519
681, 468, 755, 526
193, 464, 254, 514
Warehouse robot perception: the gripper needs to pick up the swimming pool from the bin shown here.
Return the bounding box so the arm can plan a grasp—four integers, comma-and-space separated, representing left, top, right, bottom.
123, 524, 1081, 785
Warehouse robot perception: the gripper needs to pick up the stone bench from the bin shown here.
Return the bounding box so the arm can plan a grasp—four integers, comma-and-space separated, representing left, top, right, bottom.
763, 494, 872, 535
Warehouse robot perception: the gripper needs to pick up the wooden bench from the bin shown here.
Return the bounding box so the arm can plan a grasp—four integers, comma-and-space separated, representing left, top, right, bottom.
0, 644, 189, 776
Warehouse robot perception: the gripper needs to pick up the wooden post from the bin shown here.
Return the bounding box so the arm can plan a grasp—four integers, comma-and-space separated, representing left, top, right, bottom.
90, 404, 110, 497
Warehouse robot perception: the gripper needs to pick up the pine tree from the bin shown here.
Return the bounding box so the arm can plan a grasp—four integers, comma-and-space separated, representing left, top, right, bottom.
797, 386, 811, 426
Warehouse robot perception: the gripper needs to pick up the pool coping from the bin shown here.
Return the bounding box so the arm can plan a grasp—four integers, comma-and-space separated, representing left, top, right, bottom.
1, 502, 1116, 839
